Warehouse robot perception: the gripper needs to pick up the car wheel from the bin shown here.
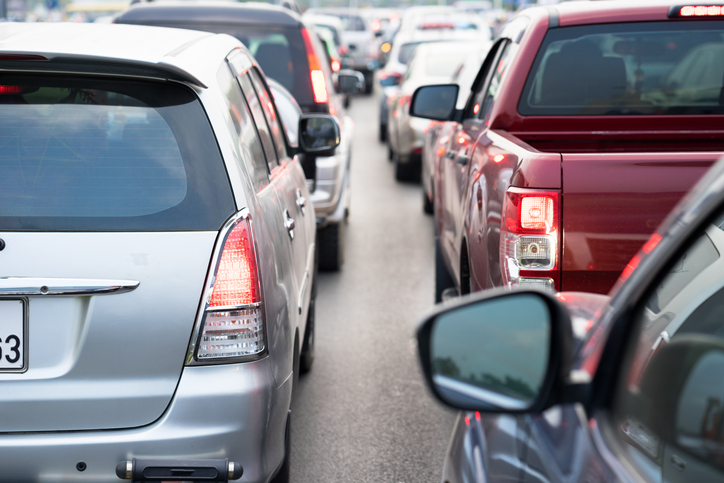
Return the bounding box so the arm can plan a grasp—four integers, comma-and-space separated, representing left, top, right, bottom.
435, 237, 456, 303
300, 281, 315, 373
379, 124, 387, 143
318, 222, 344, 271
344, 95, 350, 109
394, 154, 415, 182
364, 75, 374, 96
270, 411, 291, 483
423, 191, 433, 214
387, 143, 393, 162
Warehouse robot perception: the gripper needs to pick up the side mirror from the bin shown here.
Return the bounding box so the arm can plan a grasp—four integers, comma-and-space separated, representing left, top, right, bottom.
417, 290, 572, 412
336, 70, 365, 95
298, 114, 340, 157
410, 84, 460, 121
379, 71, 402, 87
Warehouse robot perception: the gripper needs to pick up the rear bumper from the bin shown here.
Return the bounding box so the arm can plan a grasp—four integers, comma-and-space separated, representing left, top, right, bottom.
0, 358, 291, 483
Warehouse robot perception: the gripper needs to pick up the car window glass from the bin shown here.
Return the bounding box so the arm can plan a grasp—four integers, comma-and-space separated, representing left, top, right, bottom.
270, 85, 301, 148
478, 42, 517, 124
613, 211, 724, 481
250, 68, 288, 161
520, 21, 724, 116
217, 63, 269, 191
238, 73, 279, 169
465, 40, 505, 120
0, 74, 234, 231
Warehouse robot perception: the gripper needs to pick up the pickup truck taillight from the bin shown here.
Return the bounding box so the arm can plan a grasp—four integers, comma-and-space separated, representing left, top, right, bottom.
187, 214, 266, 364
301, 28, 329, 104
500, 188, 560, 291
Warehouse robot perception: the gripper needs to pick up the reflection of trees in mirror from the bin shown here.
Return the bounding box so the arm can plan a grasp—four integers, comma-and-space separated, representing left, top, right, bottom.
60, 88, 98, 104
433, 357, 536, 400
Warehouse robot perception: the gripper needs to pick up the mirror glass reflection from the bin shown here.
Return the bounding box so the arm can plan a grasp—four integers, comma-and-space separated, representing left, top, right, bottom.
411, 85, 458, 120
430, 293, 551, 410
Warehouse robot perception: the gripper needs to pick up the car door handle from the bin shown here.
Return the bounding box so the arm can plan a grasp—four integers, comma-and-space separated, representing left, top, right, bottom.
444, 151, 455, 159
284, 209, 295, 240
295, 188, 306, 215
456, 154, 469, 165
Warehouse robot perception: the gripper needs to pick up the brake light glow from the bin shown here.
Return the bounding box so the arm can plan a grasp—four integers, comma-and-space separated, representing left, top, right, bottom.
500, 188, 560, 290
302, 28, 329, 104
0, 54, 47, 61
669, 4, 724, 17
381, 42, 392, 53
0, 85, 26, 95
331, 59, 341, 72
194, 217, 266, 361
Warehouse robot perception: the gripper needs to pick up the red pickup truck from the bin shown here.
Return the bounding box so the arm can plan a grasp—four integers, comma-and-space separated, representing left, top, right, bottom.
410, 2, 724, 301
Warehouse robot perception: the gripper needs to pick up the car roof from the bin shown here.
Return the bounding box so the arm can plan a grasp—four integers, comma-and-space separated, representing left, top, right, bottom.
522, 1, 693, 27
0, 22, 243, 88
115, 1, 303, 27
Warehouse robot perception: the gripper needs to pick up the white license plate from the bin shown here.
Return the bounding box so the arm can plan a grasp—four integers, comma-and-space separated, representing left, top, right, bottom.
0, 300, 26, 371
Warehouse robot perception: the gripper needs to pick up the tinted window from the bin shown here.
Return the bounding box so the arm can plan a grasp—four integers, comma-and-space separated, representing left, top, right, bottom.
250, 68, 288, 161
0, 75, 233, 231
217, 63, 269, 191
520, 21, 724, 116
239, 73, 278, 168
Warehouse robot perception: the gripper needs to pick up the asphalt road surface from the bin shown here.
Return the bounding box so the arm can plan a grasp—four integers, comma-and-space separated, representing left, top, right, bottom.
290, 91, 457, 482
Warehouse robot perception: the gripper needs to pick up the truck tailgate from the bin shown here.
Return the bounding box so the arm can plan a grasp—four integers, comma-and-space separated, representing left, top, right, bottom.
561, 152, 720, 293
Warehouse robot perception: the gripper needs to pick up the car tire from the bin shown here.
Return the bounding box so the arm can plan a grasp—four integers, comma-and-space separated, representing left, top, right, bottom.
270, 411, 291, 483
387, 144, 393, 162
423, 191, 433, 214
318, 222, 344, 271
379, 124, 387, 143
435, 237, 455, 303
300, 278, 315, 373
394, 154, 415, 182
364, 75, 374, 96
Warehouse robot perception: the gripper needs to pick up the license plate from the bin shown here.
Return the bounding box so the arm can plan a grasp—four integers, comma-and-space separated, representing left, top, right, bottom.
0, 300, 26, 372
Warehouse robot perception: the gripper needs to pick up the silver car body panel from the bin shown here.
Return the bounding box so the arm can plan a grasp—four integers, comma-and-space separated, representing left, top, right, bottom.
0, 232, 217, 431
0, 23, 314, 482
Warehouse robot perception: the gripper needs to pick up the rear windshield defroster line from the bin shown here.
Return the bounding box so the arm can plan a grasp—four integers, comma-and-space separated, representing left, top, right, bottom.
0, 74, 235, 231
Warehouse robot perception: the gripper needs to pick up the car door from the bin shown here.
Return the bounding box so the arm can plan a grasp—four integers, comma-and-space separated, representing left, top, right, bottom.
240, 66, 314, 323
439, 39, 509, 289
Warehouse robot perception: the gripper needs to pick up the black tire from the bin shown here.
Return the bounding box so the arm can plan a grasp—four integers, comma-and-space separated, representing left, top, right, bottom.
318, 222, 344, 271
270, 410, 291, 483
364, 75, 374, 96
379, 123, 387, 143
344, 95, 350, 109
387, 143, 393, 161
435, 237, 455, 303
394, 154, 415, 182
300, 280, 315, 373
423, 191, 433, 214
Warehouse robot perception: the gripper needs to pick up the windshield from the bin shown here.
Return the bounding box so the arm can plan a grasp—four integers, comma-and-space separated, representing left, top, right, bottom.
520, 21, 724, 116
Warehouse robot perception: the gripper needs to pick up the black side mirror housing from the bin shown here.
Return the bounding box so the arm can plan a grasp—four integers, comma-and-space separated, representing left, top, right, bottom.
417, 289, 574, 414
336, 70, 365, 95
298, 114, 340, 157
410, 84, 460, 121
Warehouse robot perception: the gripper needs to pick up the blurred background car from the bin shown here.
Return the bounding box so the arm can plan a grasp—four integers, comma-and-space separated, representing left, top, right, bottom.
378, 19, 491, 147
422, 42, 491, 214
0, 21, 339, 483
387, 41, 485, 181
115, 1, 361, 271
305, 7, 378, 95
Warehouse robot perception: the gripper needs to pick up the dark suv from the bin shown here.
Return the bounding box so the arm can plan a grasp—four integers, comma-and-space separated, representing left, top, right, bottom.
115, 2, 358, 270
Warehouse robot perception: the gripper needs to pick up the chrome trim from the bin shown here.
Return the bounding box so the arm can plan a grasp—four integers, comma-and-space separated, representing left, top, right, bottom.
125, 461, 133, 480
0, 278, 139, 296
295, 188, 306, 215
284, 210, 295, 241
185, 209, 267, 365
228, 462, 235, 480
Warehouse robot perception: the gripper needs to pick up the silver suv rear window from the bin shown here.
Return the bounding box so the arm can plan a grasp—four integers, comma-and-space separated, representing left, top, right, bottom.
0, 75, 234, 231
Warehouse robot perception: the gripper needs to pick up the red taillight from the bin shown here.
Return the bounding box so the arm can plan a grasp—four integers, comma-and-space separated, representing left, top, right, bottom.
301, 28, 329, 104
331, 59, 341, 72
209, 219, 260, 307
0, 85, 26, 95
500, 188, 560, 290
677, 5, 724, 16
0, 54, 47, 61
193, 216, 266, 362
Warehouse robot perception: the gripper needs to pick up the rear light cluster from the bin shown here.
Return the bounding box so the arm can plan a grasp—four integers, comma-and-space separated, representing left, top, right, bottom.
188, 214, 266, 363
500, 188, 560, 291
301, 28, 329, 104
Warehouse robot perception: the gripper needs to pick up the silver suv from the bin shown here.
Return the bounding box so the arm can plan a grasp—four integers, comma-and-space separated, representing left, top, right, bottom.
0, 22, 337, 483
